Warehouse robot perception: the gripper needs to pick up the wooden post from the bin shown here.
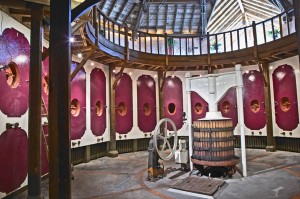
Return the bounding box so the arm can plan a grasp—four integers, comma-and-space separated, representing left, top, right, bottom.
262, 62, 276, 152
293, 0, 300, 63
158, 70, 164, 120
108, 66, 118, 157
93, 5, 99, 47
207, 32, 212, 74
27, 3, 44, 199
49, 0, 71, 198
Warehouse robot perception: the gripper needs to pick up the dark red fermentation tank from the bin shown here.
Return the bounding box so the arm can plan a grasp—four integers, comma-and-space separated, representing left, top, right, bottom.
91, 68, 107, 136
243, 70, 266, 130
191, 91, 208, 121
115, 73, 133, 134
0, 28, 30, 117
272, 64, 299, 131
163, 76, 183, 130
0, 129, 28, 193
71, 64, 86, 140
218, 87, 238, 128
137, 75, 156, 132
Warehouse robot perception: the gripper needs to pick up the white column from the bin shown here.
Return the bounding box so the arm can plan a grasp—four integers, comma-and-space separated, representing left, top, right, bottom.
185, 74, 193, 171
85, 66, 92, 132
235, 64, 247, 177
208, 76, 217, 112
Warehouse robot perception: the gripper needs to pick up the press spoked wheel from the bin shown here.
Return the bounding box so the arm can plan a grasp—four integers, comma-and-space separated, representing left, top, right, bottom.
153, 118, 178, 161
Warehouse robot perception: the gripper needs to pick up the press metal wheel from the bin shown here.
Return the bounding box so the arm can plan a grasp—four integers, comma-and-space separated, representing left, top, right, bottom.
153, 118, 178, 161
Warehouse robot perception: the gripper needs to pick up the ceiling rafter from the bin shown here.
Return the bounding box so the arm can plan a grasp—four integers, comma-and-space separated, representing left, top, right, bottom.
147, 4, 150, 32
181, 4, 187, 33
107, 0, 117, 17
100, 0, 107, 10
173, 4, 178, 33
155, 4, 159, 32
115, 0, 128, 21
165, 4, 168, 33
123, 3, 137, 24
189, 5, 195, 33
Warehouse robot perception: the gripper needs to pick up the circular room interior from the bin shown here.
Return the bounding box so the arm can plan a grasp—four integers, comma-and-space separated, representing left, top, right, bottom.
0, 0, 300, 198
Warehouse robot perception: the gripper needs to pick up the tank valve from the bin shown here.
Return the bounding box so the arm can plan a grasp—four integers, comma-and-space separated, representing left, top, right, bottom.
6, 122, 19, 129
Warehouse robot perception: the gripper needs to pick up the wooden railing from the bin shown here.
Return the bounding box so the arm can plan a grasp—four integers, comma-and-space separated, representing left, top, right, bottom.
90, 6, 295, 56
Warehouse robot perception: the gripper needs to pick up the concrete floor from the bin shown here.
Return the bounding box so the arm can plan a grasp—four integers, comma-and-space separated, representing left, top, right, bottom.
15, 149, 300, 199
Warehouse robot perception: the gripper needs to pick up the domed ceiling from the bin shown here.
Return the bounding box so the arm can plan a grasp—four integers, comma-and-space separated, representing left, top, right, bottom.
98, 0, 293, 34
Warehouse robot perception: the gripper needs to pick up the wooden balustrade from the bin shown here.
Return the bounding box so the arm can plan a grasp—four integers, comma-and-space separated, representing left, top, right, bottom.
91, 7, 295, 57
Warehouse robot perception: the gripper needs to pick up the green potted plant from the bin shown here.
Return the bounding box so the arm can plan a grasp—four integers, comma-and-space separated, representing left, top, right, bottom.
167, 38, 178, 55
210, 41, 221, 52
268, 28, 280, 39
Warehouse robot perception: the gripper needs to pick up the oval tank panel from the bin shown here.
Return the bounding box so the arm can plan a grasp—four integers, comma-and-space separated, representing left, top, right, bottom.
115, 73, 133, 134
0, 28, 30, 117
218, 87, 238, 128
137, 75, 157, 132
191, 91, 208, 121
91, 68, 107, 136
163, 76, 183, 130
243, 70, 266, 130
0, 129, 28, 193
71, 64, 86, 140
272, 64, 299, 131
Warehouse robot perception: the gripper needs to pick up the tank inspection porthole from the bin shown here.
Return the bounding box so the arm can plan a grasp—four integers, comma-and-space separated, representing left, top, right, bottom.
43, 75, 49, 95
222, 101, 230, 113
143, 103, 151, 116
117, 102, 127, 116
194, 102, 203, 115
71, 98, 80, 117
95, 101, 103, 116
168, 103, 176, 115
5, 62, 20, 88
250, 99, 260, 113
280, 97, 291, 112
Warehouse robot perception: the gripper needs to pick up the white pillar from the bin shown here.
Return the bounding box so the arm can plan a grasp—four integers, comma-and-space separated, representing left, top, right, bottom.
235, 64, 247, 177
85, 67, 92, 132
208, 76, 217, 112
185, 74, 193, 171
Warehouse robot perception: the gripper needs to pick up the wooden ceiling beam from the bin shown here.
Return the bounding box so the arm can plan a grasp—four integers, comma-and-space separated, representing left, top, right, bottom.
22, 16, 31, 23
100, 0, 107, 10
9, 8, 31, 15
181, 5, 187, 33
165, 4, 168, 33
107, 0, 117, 17
189, 5, 195, 33
173, 4, 178, 33
147, 4, 150, 32
123, 3, 137, 24
115, 0, 127, 21
155, 4, 159, 32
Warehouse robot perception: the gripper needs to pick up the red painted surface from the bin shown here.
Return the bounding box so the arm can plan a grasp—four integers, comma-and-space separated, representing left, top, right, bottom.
243, 70, 266, 130
163, 76, 183, 130
218, 87, 238, 128
115, 73, 133, 134
191, 91, 208, 121
71, 64, 86, 140
41, 125, 49, 175
0, 28, 30, 117
0, 129, 28, 193
272, 64, 299, 131
137, 75, 157, 132
91, 68, 107, 136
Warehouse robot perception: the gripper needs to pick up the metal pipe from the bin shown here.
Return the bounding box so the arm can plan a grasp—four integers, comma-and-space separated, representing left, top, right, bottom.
235, 64, 247, 177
